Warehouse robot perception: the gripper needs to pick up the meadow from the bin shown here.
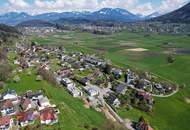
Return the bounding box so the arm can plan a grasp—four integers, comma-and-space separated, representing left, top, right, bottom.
29, 30, 190, 130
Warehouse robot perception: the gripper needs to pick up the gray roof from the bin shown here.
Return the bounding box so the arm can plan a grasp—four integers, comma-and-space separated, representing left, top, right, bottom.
116, 84, 127, 94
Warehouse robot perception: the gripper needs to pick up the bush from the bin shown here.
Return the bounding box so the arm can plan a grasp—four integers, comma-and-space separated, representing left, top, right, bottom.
13, 75, 20, 83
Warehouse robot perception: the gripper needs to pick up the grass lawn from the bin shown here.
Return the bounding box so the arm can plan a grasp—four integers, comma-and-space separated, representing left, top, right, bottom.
6, 70, 106, 130
30, 31, 190, 130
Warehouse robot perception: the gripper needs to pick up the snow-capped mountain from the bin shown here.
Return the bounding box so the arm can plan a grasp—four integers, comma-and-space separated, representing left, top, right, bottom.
0, 8, 141, 25
90, 8, 139, 22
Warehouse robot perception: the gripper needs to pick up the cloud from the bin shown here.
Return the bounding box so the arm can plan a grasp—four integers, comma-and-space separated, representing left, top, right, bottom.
130, 2, 155, 16
8, 0, 29, 8
100, 0, 138, 9
33, 0, 138, 12
34, 0, 99, 11
0, 0, 189, 15
158, 0, 188, 13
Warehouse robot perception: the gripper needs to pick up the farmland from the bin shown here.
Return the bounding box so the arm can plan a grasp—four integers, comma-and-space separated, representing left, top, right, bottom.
30, 30, 190, 130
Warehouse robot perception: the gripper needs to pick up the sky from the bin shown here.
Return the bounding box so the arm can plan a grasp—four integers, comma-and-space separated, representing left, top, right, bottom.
0, 0, 189, 16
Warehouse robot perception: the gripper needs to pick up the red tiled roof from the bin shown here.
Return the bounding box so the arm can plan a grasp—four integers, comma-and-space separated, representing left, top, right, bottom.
0, 116, 11, 126
40, 108, 56, 121
138, 122, 154, 130
138, 92, 153, 101
22, 98, 31, 109
16, 111, 34, 122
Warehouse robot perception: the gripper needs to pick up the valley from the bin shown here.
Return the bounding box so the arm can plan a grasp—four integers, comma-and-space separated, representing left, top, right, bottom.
26, 30, 190, 130
0, 1, 190, 130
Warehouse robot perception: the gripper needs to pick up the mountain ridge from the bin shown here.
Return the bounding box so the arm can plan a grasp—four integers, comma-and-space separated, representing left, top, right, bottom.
0, 8, 141, 25
152, 2, 190, 23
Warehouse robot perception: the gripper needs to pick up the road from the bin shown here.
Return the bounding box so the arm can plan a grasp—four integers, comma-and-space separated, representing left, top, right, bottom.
87, 83, 135, 130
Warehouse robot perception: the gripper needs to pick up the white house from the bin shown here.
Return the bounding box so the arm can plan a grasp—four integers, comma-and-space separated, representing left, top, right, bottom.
84, 87, 99, 97
67, 86, 83, 97
2, 90, 18, 100
38, 96, 50, 110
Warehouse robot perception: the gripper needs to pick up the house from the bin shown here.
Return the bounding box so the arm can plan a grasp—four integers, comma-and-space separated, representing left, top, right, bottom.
80, 77, 90, 86
84, 87, 99, 97
0, 100, 16, 116
136, 120, 154, 130
107, 95, 121, 107
2, 90, 17, 100
40, 108, 58, 125
137, 79, 152, 89
38, 96, 51, 110
95, 79, 104, 86
16, 111, 35, 127
116, 84, 127, 95
0, 116, 13, 130
20, 61, 29, 69
56, 76, 62, 84
67, 86, 83, 97
61, 78, 73, 87
127, 74, 135, 85
112, 68, 123, 79
137, 92, 153, 105
83, 56, 101, 66
154, 83, 164, 92
57, 69, 72, 78
25, 90, 43, 100
13, 60, 20, 65
21, 98, 33, 111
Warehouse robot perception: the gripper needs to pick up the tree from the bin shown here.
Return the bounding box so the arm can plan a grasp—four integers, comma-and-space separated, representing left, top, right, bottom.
31, 41, 36, 47
138, 116, 146, 123
103, 64, 112, 74
167, 55, 175, 64
0, 46, 8, 62
0, 63, 11, 81
37, 68, 57, 86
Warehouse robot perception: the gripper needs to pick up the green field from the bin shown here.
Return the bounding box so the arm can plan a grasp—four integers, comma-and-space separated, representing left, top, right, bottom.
29, 30, 190, 130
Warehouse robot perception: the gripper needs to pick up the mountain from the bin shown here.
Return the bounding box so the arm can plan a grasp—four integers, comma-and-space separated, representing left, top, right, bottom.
152, 2, 190, 23
0, 8, 140, 26
89, 8, 139, 22
0, 12, 31, 25
16, 20, 55, 27
146, 12, 162, 19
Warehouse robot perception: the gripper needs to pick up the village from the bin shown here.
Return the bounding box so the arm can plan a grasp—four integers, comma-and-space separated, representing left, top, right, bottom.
0, 89, 59, 130
0, 39, 177, 130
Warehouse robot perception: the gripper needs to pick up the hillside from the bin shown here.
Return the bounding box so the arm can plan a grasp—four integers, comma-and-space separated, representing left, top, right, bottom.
152, 2, 190, 23
16, 20, 55, 27
0, 24, 19, 34
0, 24, 19, 45
0, 12, 31, 25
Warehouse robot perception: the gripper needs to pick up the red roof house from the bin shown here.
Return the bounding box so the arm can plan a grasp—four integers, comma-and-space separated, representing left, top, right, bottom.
40, 108, 58, 125
0, 116, 12, 130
